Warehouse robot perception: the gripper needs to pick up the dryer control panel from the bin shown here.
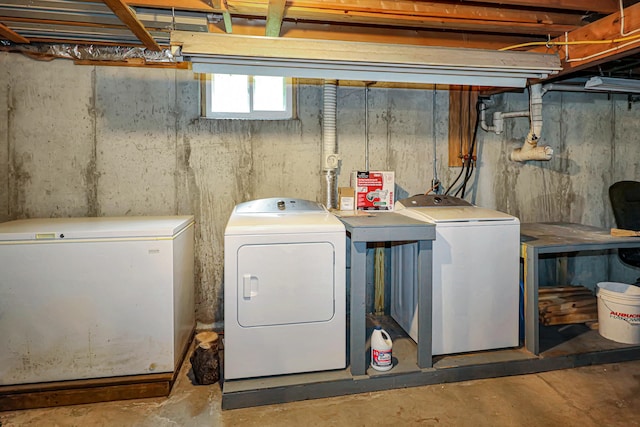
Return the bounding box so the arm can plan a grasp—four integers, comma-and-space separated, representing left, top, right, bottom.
235, 198, 326, 213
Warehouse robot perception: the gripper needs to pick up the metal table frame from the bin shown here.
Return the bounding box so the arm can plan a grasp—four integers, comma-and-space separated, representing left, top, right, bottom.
521, 222, 640, 355
338, 212, 436, 375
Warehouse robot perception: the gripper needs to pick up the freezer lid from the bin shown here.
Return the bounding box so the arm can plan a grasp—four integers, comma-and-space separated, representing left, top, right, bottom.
400, 206, 517, 223
0, 215, 195, 241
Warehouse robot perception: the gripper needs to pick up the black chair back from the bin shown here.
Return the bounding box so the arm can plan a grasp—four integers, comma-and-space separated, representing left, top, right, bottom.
609, 180, 640, 269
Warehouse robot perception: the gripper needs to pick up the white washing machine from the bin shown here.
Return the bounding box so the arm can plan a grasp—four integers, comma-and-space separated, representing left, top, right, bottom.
392, 195, 520, 355
224, 198, 346, 379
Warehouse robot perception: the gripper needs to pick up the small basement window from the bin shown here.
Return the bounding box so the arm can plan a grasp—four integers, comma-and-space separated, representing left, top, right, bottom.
202, 74, 294, 119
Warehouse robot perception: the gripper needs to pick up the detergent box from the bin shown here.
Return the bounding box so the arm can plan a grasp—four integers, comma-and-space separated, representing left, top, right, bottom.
338, 187, 355, 211
350, 171, 395, 211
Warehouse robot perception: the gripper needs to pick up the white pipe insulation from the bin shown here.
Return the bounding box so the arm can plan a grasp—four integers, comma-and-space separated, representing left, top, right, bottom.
322, 80, 339, 209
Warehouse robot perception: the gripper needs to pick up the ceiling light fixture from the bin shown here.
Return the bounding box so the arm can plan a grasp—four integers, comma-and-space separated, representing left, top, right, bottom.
585, 76, 640, 93
170, 31, 561, 88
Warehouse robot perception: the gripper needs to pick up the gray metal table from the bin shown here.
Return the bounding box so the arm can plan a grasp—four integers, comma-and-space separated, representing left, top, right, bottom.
338, 212, 436, 376
521, 222, 640, 355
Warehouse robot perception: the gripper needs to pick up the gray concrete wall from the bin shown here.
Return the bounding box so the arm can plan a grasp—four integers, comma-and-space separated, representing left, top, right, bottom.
2, 52, 640, 324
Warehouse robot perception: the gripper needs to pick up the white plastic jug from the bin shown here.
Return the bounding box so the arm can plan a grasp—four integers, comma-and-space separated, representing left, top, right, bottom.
371, 326, 393, 371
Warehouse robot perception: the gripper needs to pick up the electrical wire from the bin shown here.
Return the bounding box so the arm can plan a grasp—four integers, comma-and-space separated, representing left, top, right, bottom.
446, 95, 480, 198
497, 6, 640, 70
498, 0, 640, 53
444, 164, 465, 196
566, 37, 640, 63
619, 0, 640, 37
444, 93, 467, 195
499, 33, 640, 52
455, 100, 480, 199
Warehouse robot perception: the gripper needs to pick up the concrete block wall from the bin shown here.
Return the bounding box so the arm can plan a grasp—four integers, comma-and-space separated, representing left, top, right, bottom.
1, 52, 639, 324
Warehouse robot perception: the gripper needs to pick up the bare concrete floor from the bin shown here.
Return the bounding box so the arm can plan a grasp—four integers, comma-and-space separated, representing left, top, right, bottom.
2, 356, 639, 427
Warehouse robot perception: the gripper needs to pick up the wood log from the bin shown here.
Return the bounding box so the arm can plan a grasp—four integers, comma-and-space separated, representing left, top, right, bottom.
190, 331, 220, 385
195, 331, 219, 346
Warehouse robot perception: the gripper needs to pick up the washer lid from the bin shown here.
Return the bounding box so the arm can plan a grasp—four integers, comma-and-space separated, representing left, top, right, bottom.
397, 194, 472, 208
0, 216, 194, 241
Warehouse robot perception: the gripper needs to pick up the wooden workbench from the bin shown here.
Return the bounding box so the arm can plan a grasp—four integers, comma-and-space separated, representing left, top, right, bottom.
521, 222, 640, 355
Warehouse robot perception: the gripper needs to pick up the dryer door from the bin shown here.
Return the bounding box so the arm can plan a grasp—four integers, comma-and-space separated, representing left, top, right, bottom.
237, 241, 335, 327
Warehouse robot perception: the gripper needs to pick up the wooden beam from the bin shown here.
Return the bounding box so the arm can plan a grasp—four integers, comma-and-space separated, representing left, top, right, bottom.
25, 37, 167, 49
265, 0, 286, 37
126, 0, 618, 15
448, 86, 479, 167
530, 2, 640, 77
220, 0, 233, 33
0, 22, 29, 44
126, 0, 216, 11
208, 17, 541, 49
0, 16, 131, 30
226, 0, 584, 35
103, 0, 162, 50
74, 59, 189, 68
465, 0, 619, 14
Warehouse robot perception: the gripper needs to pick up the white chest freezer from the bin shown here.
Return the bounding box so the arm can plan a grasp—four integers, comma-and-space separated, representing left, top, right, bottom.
224, 198, 346, 379
0, 216, 195, 385
392, 195, 520, 355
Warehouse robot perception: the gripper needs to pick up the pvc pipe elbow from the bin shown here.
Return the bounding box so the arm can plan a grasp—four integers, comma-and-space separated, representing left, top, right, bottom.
510, 145, 553, 162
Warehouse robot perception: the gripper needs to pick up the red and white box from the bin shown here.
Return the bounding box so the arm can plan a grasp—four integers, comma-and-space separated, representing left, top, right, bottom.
350, 171, 395, 211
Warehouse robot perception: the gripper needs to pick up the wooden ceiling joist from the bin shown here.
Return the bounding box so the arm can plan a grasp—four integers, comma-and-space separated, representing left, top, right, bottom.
0, 22, 30, 44
0, 16, 133, 30
265, 0, 286, 37
469, 0, 619, 14
126, 0, 216, 11
530, 2, 640, 77
126, 0, 619, 16
103, 0, 161, 50
224, 0, 584, 35
220, 0, 233, 33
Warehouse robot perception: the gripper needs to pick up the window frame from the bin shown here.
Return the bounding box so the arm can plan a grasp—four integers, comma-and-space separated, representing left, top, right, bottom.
201, 73, 294, 120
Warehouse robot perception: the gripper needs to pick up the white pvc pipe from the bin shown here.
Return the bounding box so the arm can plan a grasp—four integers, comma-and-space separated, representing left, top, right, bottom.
479, 103, 496, 133
510, 145, 553, 162
510, 84, 553, 162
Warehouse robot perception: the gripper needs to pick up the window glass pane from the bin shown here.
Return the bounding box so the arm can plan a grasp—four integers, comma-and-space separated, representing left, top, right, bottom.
212, 74, 249, 113
253, 76, 286, 111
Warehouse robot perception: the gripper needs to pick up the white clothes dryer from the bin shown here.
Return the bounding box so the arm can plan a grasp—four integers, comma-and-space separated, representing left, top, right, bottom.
392, 195, 520, 355
224, 198, 346, 379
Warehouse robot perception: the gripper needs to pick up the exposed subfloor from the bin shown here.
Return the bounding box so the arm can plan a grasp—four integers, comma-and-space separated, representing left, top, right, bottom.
1, 347, 639, 426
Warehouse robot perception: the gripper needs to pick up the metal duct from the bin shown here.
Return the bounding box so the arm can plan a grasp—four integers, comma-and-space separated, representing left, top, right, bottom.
0, 41, 175, 62
322, 80, 339, 209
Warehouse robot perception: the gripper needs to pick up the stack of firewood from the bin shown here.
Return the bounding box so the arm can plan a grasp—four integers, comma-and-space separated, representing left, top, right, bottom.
538, 286, 598, 326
